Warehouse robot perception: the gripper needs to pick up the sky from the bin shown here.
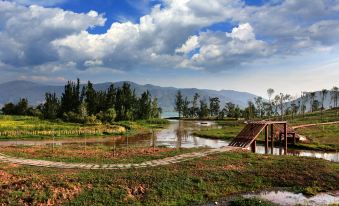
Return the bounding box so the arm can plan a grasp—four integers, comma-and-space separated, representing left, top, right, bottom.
0, 0, 339, 98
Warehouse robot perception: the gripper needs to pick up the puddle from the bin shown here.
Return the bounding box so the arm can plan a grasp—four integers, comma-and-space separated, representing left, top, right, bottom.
244, 190, 339, 206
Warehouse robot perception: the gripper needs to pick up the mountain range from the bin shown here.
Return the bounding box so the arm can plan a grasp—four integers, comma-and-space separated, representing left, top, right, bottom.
0, 80, 258, 112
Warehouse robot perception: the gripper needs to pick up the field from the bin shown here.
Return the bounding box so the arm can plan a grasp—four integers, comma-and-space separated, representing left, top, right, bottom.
0, 115, 169, 139
0, 145, 206, 164
0, 151, 338, 205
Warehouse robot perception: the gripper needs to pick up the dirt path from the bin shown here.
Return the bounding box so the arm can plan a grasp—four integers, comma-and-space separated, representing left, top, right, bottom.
292, 121, 339, 129
0, 147, 237, 170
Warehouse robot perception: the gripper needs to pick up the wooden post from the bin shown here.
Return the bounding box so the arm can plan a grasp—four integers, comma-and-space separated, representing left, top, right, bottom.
265, 125, 269, 154
293, 133, 296, 145
284, 123, 288, 155
251, 140, 256, 153
270, 124, 274, 154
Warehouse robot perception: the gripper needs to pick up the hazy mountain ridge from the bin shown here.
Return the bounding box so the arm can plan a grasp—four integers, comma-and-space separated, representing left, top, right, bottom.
0, 80, 258, 112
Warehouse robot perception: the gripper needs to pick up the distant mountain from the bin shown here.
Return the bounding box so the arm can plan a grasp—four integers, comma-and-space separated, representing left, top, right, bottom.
0, 80, 258, 112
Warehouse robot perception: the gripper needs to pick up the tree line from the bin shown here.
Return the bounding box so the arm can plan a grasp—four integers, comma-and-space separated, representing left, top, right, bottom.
1, 79, 162, 123
174, 86, 339, 120
174, 91, 245, 119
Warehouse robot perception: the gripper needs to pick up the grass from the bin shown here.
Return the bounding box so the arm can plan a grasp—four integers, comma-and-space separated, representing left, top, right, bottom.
277, 109, 339, 126
295, 124, 339, 151
0, 115, 169, 140
228, 197, 278, 206
0, 145, 206, 164
0, 151, 338, 205
192, 126, 243, 140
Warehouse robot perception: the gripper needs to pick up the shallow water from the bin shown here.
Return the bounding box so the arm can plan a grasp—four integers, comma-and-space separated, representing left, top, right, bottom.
0, 120, 338, 162
244, 190, 339, 206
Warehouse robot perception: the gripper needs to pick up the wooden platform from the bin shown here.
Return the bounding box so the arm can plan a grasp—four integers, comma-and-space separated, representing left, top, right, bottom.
229, 123, 266, 147
229, 121, 296, 154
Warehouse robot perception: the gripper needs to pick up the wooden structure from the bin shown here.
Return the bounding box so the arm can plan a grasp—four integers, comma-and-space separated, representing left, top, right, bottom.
229, 121, 299, 155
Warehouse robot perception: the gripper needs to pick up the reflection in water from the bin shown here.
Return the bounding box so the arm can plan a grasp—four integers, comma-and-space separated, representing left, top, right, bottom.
0, 120, 338, 162
244, 190, 339, 206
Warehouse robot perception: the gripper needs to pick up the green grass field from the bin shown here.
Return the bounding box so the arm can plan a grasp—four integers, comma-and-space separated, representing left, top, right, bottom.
0, 151, 337, 205
0, 115, 169, 139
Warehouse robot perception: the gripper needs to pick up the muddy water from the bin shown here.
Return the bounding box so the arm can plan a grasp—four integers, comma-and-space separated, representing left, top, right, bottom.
0, 120, 338, 162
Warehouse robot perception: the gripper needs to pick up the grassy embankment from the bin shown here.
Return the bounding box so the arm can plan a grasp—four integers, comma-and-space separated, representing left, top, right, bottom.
192, 109, 339, 151
0, 151, 337, 205
0, 115, 169, 140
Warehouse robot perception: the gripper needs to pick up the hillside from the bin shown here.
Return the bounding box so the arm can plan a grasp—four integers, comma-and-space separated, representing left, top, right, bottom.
0, 80, 257, 112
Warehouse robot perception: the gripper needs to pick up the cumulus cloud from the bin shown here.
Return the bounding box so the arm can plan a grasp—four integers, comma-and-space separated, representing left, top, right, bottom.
7, 0, 66, 6
1, 0, 339, 74
0, 1, 105, 68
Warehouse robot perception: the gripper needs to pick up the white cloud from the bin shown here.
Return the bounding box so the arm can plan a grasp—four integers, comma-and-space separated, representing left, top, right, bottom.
7, 0, 66, 6
1, 0, 339, 75
0, 1, 105, 68
175, 35, 199, 54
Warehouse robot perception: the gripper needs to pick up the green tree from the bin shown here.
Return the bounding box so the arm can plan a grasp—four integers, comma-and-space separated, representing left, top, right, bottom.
267, 88, 275, 118
209, 97, 220, 117
60, 79, 81, 115
182, 97, 190, 118
85, 81, 97, 115
137, 91, 152, 120
174, 90, 184, 119
320, 89, 328, 119
331, 86, 339, 116
42, 93, 60, 119
1, 103, 16, 115
151, 97, 161, 118
309, 92, 316, 112
15, 98, 29, 115
198, 100, 209, 119
191, 93, 200, 118
254, 97, 264, 118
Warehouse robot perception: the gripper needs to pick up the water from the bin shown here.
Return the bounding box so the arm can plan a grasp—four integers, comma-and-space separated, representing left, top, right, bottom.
244, 190, 339, 206
0, 120, 338, 162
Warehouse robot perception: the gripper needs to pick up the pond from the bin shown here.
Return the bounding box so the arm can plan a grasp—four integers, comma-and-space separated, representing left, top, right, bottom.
0, 120, 338, 162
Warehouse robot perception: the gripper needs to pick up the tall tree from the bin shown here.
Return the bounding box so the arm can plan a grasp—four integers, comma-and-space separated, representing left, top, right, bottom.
309, 92, 316, 112
182, 97, 190, 118
42, 93, 60, 119
267, 88, 275, 118
198, 100, 209, 119
137, 91, 152, 120
209, 97, 220, 117
300, 92, 308, 118
331, 86, 339, 116
320, 89, 328, 119
16, 98, 29, 115
191, 93, 200, 118
151, 97, 161, 118
174, 90, 184, 119
60, 79, 81, 115
85, 81, 97, 115
255, 97, 264, 118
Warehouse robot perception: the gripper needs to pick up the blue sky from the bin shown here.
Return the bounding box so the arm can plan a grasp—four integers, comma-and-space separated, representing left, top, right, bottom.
1, 0, 339, 97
